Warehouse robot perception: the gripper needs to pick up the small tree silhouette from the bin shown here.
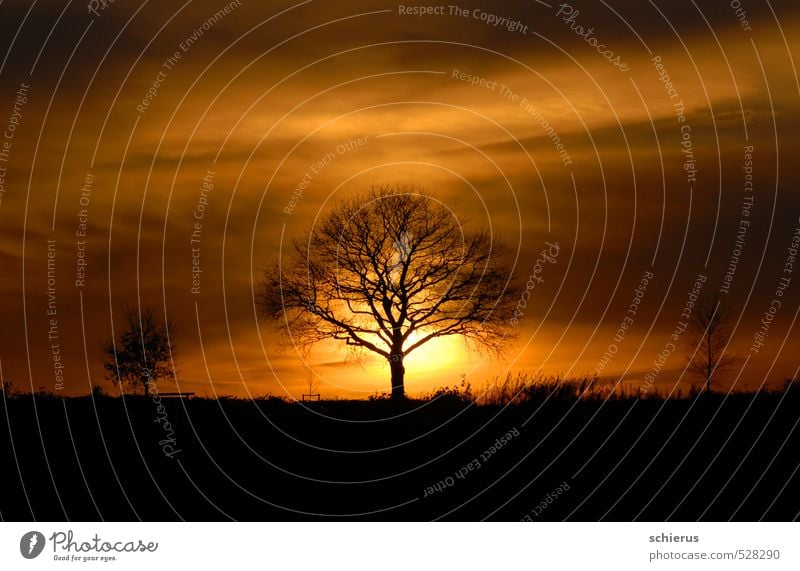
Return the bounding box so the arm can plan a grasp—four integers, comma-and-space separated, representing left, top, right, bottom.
684, 292, 739, 393
102, 305, 176, 397
260, 185, 518, 399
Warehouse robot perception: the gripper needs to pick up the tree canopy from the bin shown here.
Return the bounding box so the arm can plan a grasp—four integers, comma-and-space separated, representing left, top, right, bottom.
260, 185, 518, 398
103, 305, 176, 397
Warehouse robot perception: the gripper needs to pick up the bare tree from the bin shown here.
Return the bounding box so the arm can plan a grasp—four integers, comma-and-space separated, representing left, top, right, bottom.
103, 305, 176, 397
684, 292, 739, 393
260, 185, 518, 399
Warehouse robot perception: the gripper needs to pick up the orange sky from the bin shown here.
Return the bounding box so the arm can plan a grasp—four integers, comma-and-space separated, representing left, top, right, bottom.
1, 0, 799, 399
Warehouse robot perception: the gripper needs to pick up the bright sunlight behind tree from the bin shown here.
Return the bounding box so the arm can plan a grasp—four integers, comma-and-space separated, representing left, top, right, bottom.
260, 185, 518, 398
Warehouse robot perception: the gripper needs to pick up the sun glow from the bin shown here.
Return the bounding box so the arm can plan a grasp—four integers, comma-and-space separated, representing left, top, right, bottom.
372, 332, 474, 396
299, 329, 479, 398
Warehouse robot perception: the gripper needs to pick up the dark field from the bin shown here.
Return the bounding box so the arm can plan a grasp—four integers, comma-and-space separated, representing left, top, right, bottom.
2, 386, 799, 521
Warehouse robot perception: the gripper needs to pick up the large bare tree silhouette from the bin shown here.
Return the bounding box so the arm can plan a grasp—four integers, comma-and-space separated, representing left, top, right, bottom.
260, 186, 518, 399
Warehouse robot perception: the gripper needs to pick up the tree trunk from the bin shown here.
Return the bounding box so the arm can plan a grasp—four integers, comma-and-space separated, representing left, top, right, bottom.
390, 357, 405, 399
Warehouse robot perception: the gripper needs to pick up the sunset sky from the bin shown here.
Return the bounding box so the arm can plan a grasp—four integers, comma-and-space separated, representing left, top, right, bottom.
1, 0, 799, 399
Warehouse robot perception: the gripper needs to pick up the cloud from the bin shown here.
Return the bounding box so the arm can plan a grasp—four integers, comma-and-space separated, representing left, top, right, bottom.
0, 0, 797, 396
